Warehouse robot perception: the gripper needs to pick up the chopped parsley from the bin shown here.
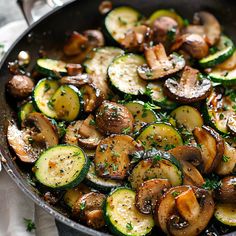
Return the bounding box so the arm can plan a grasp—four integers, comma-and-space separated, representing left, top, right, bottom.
172, 191, 180, 197
126, 222, 133, 231
202, 174, 220, 190
209, 46, 218, 54
24, 218, 36, 232
143, 87, 153, 97
152, 155, 162, 164
80, 201, 86, 211
183, 18, 190, 26
112, 163, 118, 171
143, 102, 160, 111
122, 126, 131, 135
164, 144, 176, 151
89, 119, 96, 126
222, 155, 230, 163
167, 27, 176, 41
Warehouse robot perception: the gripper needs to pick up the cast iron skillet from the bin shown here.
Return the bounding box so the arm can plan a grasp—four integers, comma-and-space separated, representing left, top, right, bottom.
0, 0, 236, 235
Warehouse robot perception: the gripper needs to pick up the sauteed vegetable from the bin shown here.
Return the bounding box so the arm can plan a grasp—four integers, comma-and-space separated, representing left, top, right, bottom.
5, 2, 236, 236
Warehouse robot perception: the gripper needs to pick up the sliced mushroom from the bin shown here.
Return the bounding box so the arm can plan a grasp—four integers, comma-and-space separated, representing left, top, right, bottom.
76, 114, 104, 149
227, 114, 236, 136
193, 11, 221, 46
121, 25, 153, 52
169, 146, 205, 187
182, 25, 206, 38
63, 31, 88, 56
72, 192, 106, 229
24, 112, 59, 147
135, 178, 171, 214
7, 75, 34, 99
216, 142, 236, 175
80, 83, 105, 113
7, 122, 38, 163
156, 185, 214, 236
152, 16, 179, 44
164, 66, 212, 103
193, 126, 224, 174
64, 120, 83, 145
83, 30, 105, 48
95, 101, 134, 135
60, 73, 92, 86
66, 63, 83, 76
216, 176, 236, 204
137, 44, 185, 80
171, 34, 209, 59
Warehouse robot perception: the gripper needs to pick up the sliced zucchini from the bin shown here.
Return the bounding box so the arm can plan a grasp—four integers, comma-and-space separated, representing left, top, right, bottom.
136, 122, 183, 150
108, 54, 147, 95
124, 101, 158, 133
85, 162, 122, 192
63, 184, 90, 208
34, 145, 89, 189
49, 85, 82, 121
199, 35, 234, 68
94, 135, 139, 180
215, 203, 236, 226
105, 188, 154, 236
18, 101, 36, 125
83, 47, 124, 98
104, 6, 143, 44
148, 9, 184, 27
204, 87, 236, 134
129, 150, 182, 189
36, 58, 67, 78
146, 81, 177, 110
170, 105, 203, 131
33, 78, 60, 118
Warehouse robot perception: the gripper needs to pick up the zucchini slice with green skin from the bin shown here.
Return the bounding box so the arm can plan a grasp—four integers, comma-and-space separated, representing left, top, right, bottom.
148, 9, 184, 27
33, 78, 60, 118
215, 203, 236, 226
147, 81, 177, 110
125, 101, 158, 133
104, 6, 143, 44
49, 85, 82, 121
136, 122, 183, 150
199, 35, 234, 68
108, 54, 147, 95
63, 184, 90, 208
85, 162, 122, 192
204, 87, 236, 134
170, 105, 203, 131
36, 59, 67, 78
105, 188, 154, 236
129, 150, 182, 189
34, 145, 90, 189
18, 101, 36, 125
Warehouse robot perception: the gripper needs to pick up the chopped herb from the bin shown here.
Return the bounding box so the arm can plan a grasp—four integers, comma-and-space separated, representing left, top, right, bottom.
89, 119, 96, 126
197, 143, 202, 149
232, 105, 236, 112
129, 150, 144, 164
164, 144, 176, 151
143, 102, 160, 111
183, 18, 190, 26
219, 113, 224, 120
143, 87, 153, 97
118, 94, 133, 104
80, 201, 86, 211
167, 27, 176, 41
152, 155, 162, 164
126, 222, 133, 231
158, 112, 170, 123
57, 121, 66, 138
222, 155, 230, 162
209, 46, 218, 54
112, 151, 120, 158
28, 136, 34, 144
202, 174, 220, 190
72, 151, 81, 156
122, 126, 131, 135
24, 218, 36, 232
118, 16, 127, 25
47, 99, 55, 110
172, 191, 180, 197
145, 69, 153, 79
112, 163, 118, 171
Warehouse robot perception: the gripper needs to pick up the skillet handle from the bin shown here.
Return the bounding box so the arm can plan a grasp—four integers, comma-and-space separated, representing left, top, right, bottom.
17, 0, 64, 25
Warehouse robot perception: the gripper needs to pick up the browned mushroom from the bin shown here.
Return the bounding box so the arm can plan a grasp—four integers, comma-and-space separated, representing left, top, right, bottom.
64, 120, 83, 146
7, 75, 34, 98
83, 30, 105, 48
182, 25, 206, 38
156, 185, 214, 236
152, 16, 179, 44
164, 66, 212, 103
193, 11, 221, 46
121, 25, 153, 52
63, 31, 88, 56
193, 125, 224, 174
60, 73, 92, 86
72, 192, 106, 229
137, 44, 185, 80
227, 114, 236, 136
80, 84, 105, 113
135, 179, 171, 214
171, 34, 209, 59
215, 141, 236, 175
66, 63, 83, 76
168, 146, 204, 187
95, 101, 134, 135
215, 176, 236, 204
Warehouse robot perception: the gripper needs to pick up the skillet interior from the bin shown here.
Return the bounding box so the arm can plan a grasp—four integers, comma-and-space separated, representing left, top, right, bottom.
0, 0, 236, 235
